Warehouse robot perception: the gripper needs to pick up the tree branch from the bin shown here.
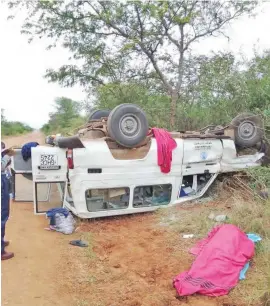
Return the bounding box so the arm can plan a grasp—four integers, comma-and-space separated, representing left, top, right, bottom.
184, 7, 245, 51
138, 42, 172, 92
161, 18, 180, 49
134, 3, 144, 42
88, 1, 129, 38
176, 24, 185, 91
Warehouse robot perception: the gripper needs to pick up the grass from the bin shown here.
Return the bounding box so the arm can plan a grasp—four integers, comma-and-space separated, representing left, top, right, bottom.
227, 197, 270, 305
81, 232, 96, 259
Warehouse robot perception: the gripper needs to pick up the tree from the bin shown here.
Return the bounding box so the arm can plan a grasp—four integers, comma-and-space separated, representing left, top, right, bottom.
243, 50, 270, 111
53, 97, 81, 127
41, 97, 84, 134
96, 50, 270, 131
8, 0, 258, 128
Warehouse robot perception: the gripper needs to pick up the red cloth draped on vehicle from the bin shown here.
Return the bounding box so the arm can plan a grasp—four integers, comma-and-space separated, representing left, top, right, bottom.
151, 128, 177, 174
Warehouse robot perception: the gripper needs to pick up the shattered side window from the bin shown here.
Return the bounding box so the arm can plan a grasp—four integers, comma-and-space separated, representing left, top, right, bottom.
179, 174, 214, 198
133, 184, 172, 208
85, 187, 130, 212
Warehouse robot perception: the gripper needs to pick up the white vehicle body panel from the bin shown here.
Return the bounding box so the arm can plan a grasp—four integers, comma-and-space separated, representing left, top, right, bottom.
11, 138, 263, 218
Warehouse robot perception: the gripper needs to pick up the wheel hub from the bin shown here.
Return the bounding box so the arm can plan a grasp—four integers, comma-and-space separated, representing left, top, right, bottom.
238, 121, 256, 139
120, 115, 140, 136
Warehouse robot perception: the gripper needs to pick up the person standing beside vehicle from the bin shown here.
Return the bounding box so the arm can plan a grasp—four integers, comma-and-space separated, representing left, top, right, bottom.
1, 144, 15, 260
2, 142, 13, 199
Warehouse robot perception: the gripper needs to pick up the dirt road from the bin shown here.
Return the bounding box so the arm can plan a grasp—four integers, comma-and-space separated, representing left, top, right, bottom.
1, 132, 71, 305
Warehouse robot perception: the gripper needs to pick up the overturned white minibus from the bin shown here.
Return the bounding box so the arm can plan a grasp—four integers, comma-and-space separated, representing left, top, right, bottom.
11, 104, 267, 218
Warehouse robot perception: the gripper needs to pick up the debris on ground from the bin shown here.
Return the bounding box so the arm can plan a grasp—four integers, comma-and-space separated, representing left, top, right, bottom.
208, 213, 227, 222
46, 208, 76, 234
208, 212, 215, 220
215, 214, 228, 222
183, 234, 195, 239
69, 240, 88, 247
173, 224, 255, 297
259, 190, 269, 199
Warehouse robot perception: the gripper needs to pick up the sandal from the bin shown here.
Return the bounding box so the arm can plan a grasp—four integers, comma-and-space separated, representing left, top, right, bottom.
69, 240, 88, 247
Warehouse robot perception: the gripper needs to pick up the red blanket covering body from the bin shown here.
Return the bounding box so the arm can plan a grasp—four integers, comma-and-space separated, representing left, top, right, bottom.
173, 224, 255, 297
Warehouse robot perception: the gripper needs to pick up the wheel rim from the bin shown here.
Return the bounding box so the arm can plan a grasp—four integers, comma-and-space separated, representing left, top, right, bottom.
119, 114, 141, 137
238, 121, 256, 140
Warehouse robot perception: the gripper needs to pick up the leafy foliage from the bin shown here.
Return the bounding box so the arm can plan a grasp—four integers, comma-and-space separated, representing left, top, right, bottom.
1, 109, 33, 136
95, 50, 270, 131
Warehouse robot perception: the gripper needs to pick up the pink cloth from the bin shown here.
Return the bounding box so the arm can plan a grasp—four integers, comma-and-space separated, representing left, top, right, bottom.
173, 224, 255, 297
151, 128, 177, 174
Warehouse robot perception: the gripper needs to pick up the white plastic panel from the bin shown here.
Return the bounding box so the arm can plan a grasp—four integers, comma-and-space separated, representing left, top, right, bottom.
221, 139, 237, 160
183, 139, 223, 164
31, 146, 68, 182
182, 139, 223, 175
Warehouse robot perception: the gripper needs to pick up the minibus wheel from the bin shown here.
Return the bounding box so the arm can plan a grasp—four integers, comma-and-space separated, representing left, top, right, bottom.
107, 104, 149, 148
88, 109, 111, 122
231, 113, 264, 147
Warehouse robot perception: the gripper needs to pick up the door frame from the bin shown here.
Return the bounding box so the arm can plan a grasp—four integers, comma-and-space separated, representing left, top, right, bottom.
34, 181, 65, 214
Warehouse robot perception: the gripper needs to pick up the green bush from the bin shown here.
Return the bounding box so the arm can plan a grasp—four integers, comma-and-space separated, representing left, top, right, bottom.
1, 120, 33, 136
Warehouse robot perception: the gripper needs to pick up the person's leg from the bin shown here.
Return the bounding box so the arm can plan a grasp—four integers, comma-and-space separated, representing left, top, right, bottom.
8, 176, 12, 196
10, 169, 15, 200
1, 175, 8, 253
1, 174, 13, 260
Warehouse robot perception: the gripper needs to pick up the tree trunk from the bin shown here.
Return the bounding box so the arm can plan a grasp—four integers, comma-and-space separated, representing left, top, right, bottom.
170, 91, 177, 130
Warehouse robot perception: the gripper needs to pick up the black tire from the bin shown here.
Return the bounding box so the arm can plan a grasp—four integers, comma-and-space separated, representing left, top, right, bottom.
107, 104, 149, 148
88, 109, 111, 122
231, 113, 263, 147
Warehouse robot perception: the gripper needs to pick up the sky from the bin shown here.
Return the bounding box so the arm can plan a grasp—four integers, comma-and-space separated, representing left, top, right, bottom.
0, 1, 270, 129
